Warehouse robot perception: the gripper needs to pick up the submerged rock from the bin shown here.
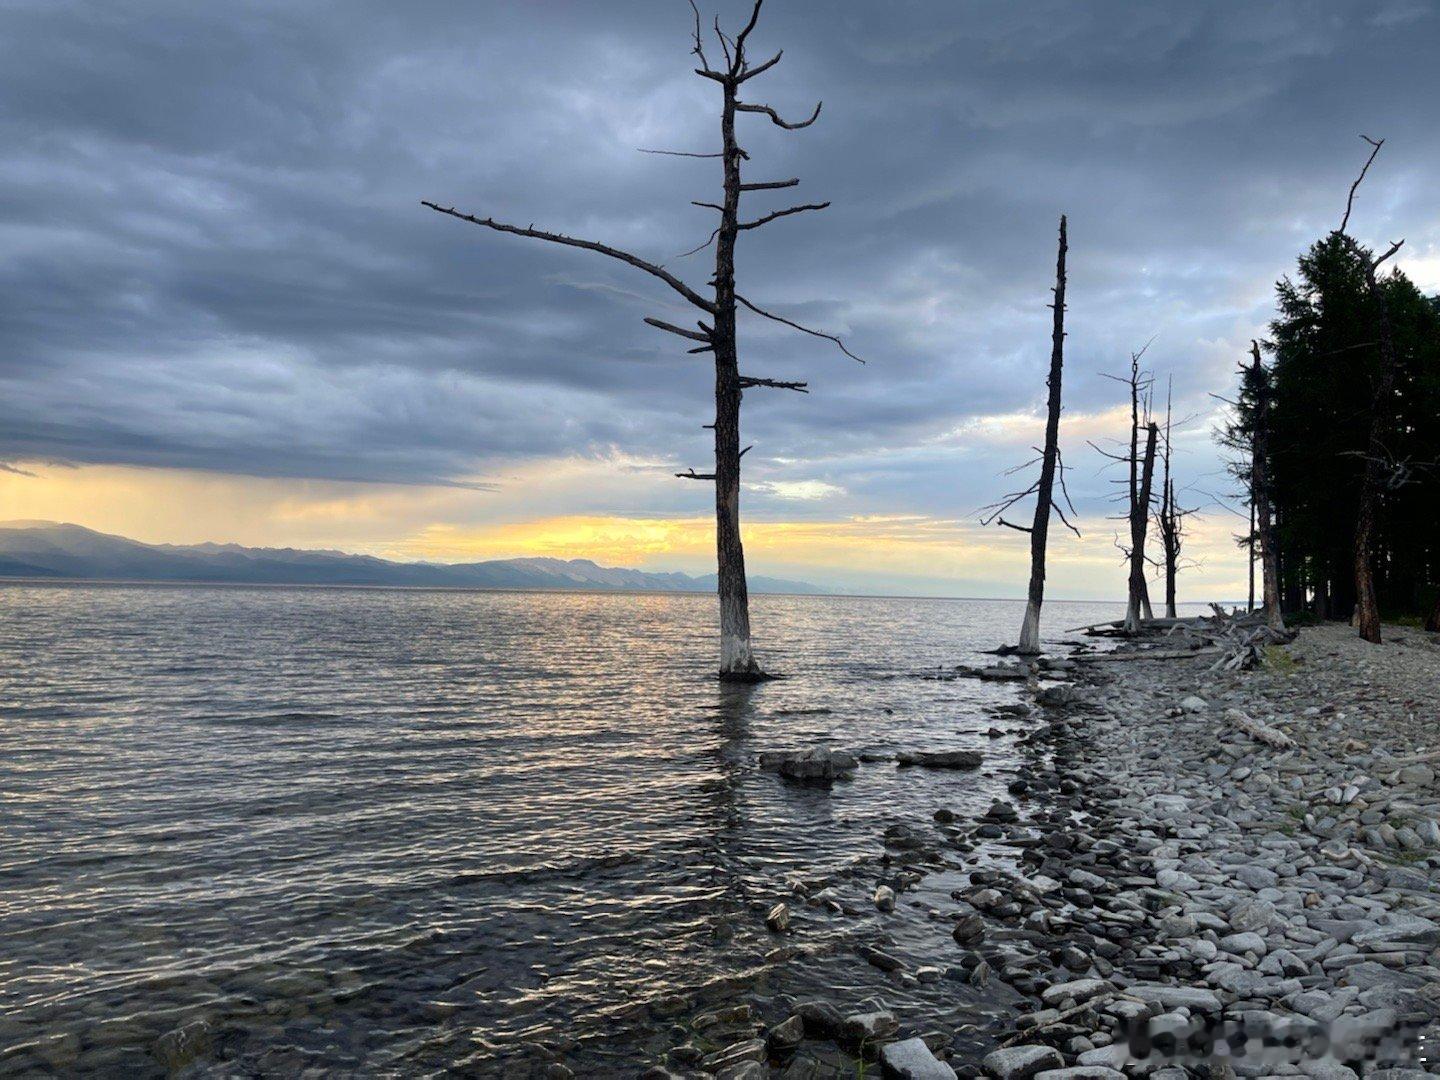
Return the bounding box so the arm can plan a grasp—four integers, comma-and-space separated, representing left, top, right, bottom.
857, 944, 904, 972
897, 750, 983, 769
760, 747, 859, 782
154, 1021, 212, 1072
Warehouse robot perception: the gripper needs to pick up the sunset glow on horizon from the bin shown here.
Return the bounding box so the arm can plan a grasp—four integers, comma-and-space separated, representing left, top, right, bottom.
0, 456, 1253, 600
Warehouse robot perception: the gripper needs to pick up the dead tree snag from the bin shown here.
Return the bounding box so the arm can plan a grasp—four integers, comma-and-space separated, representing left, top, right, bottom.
423, 0, 860, 680
979, 216, 1078, 654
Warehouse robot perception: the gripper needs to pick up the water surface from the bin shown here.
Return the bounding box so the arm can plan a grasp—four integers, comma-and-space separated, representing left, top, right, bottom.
0, 584, 1178, 1076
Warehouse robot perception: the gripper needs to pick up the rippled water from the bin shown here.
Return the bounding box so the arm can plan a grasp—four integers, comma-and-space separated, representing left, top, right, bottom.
0, 583, 1185, 1076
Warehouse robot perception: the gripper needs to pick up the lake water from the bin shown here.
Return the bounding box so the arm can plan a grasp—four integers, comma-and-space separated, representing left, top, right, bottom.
0, 583, 1189, 1076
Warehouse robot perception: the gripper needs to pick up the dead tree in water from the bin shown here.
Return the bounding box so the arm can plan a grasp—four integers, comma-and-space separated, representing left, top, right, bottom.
979, 216, 1078, 653
1249, 342, 1285, 632
423, 0, 860, 680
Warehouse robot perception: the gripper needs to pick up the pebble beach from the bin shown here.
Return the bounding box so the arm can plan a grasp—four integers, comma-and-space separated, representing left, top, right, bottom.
640, 623, 1440, 1080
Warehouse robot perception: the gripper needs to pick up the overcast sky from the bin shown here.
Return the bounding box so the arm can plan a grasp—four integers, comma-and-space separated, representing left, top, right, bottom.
1, 0, 1436, 597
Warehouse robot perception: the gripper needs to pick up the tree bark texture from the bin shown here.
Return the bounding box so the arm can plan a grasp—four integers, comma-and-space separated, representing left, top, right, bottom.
1017, 216, 1068, 655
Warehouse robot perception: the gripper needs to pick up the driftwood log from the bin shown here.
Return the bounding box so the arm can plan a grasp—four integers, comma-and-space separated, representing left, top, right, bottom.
1226, 709, 1296, 750
1068, 607, 1294, 672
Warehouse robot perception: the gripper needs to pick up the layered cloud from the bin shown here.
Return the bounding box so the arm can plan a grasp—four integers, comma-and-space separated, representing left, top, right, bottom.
1, 0, 1436, 594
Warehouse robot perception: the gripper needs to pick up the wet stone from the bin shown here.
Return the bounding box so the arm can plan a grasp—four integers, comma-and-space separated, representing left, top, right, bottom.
839, 1010, 899, 1047
880, 1036, 958, 1079
981, 1044, 1064, 1079
952, 914, 985, 945
154, 1020, 212, 1072
768, 1014, 805, 1052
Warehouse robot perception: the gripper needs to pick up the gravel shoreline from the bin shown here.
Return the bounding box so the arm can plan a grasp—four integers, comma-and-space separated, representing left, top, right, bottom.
635, 624, 1440, 1080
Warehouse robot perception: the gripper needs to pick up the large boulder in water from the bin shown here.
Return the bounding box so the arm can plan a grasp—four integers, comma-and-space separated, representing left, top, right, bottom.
759, 747, 858, 782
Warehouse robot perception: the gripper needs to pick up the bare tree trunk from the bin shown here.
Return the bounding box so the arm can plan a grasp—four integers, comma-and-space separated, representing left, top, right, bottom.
1017, 216, 1068, 654
425, 1, 857, 681
1251, 342, 1285, 633
1353, 249, 1402, 645
1247, 500, 1256, 613
1123, 353, 1155, 626
1124, 422, 1158, 634
1159, 384, 1178, 619
1162, 479, 1178, 618
712, 75, 760, 679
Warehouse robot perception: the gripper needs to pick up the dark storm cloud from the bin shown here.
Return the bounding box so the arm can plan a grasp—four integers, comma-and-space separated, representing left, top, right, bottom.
1, 0, 1436, 508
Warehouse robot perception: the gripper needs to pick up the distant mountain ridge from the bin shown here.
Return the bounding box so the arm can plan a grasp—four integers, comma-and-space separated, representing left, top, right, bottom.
0, 521, 826, 595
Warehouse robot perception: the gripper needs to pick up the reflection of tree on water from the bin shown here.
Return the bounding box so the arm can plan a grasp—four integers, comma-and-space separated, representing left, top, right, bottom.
697, 678, 764, 948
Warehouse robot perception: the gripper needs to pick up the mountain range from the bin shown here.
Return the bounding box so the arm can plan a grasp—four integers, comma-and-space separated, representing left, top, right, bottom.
0, 521, 825, 595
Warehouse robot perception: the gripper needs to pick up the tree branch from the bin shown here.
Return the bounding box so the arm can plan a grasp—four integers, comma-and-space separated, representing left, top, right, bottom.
674, 227, 720, 259
1338, 135, 1384, 236
732, 0, 764, 62
739, 177, 800, 192
1051, 500, 1081, 538
713, 16, 733, 71
644, 317, 711, 343
737, 50, 782, 82
422, 201, 716, 314
1371, 238, 1404, 271
736, 100, 822, 130
735, 294, 864, 363
997, 518, 1033, 534
638, 147, 722, 158
738, 201, 830, 230
978, 479, 1041, 525
675, 469, 717, 481
686, 0, 718, 77
739, 376, 808, 392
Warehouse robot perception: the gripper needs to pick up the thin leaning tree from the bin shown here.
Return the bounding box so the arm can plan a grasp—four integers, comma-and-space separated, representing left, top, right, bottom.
423, 0, 860, 680
980, 216, 1079, 653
